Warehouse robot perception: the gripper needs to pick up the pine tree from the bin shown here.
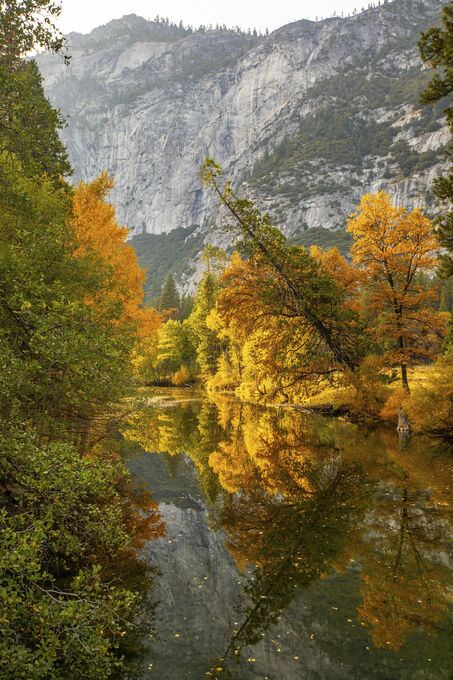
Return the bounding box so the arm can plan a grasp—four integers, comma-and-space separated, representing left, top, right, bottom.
158, 272, 180, 318
180, 294, 195, 320
419, 3, 453, 277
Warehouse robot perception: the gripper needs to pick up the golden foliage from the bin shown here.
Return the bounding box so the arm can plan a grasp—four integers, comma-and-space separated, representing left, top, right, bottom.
347, 191, 446, 387
172, 365, 191, 385
339, 357, 391, 422
357, 488, 452, 650
310, 245, 364, 313
405, 350, 453, 434
380, 386, 410, 423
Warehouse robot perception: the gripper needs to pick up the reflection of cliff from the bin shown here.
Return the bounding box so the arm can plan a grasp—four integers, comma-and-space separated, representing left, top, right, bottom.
144, 500, 355, 680
124, 394, 453, 678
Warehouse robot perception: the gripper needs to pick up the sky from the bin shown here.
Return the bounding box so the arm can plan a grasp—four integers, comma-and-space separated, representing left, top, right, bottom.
56, 0, 377, 36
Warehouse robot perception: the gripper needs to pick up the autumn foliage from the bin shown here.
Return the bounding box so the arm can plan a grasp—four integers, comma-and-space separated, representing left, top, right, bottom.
71, 173, 161, 339
347, 191, 446, 390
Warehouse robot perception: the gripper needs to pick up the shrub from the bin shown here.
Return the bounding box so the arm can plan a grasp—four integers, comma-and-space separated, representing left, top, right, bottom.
172, 365, 191, 385
339, 357, 391, 423
405, 351, 453, 435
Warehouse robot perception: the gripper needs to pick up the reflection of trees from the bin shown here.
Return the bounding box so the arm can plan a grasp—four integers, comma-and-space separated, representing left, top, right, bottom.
123, 399, 224, 501
209, 455, 368, 677
329, 425, 453, 650
123, 394, 453, 669
358, 485, 452, 650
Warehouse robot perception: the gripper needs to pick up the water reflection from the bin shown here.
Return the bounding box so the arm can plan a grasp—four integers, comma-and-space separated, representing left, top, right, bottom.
210, 456, 369, 677
123, 390, 453, 679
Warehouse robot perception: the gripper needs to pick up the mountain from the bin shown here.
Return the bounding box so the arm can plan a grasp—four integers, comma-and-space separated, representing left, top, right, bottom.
36, 0, 449, 296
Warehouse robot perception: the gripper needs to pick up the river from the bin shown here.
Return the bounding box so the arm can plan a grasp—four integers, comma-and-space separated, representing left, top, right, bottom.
123, 388, 453, 679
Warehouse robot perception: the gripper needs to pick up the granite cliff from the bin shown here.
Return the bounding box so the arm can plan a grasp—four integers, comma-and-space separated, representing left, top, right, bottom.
36, 0, 449, 294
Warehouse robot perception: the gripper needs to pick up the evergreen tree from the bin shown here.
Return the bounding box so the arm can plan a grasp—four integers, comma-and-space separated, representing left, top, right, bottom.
158, 272, 180, 317
0, 0, 71, 183
180, 294, 195, 320
419, 3, 453, 276
440, 276, 453, 312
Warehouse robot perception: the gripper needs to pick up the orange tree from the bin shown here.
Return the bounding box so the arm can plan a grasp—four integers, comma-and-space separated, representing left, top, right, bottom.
347, 191, 446, 391
209, 245, 365, 402
71, 173, 161, 340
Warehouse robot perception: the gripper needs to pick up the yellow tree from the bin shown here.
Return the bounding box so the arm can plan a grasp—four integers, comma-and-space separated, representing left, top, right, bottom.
347, 191, 446, 391
216, 252, 340, 402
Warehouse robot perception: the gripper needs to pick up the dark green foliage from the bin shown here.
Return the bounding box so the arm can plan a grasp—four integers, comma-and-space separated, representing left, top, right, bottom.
0, 6, 159, 677
130, 226, 205, 302
0, 2, 71, 184
391, 139, 443, 178
0, 152, 136, 428
289, 227, 353, 257
440, 275, 453, 312
0, 429, 154, 680
180, 294, 195, 320
419, 1, 453, 277
158, 272, 180, 316
0, 59, 71, 182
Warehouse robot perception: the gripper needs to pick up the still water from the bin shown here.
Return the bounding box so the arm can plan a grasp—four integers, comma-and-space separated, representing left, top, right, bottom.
124, 389, 453, 679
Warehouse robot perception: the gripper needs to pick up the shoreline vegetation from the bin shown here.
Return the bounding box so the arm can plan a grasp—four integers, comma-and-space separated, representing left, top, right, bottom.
143, 176, 453, 438
0, 4, 165, 677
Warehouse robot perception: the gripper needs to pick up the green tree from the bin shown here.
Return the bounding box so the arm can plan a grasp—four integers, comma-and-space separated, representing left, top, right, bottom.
419, 2, 453, 276
158, 272, 180, 318
0, 152, 139, 433
0, 1, 71, 182
0, 4, 164, 676
189, 271, 222, 381
157, 320, 185, 380
180, 294, 195, 320
0, 59, 71, 181
0, 0, 66, 64
0, 429, 158, 680
440, 276, 453, 312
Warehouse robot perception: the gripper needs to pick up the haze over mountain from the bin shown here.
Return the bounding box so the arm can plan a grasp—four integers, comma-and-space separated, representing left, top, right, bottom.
36, 0, 449, 294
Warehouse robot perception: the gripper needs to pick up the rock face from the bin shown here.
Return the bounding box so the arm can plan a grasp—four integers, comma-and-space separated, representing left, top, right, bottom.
36, 0, 448, 289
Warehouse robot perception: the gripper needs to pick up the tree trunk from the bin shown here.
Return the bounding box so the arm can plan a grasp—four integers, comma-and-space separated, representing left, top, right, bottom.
397, 406, 411, 433
400, 363, 410, 393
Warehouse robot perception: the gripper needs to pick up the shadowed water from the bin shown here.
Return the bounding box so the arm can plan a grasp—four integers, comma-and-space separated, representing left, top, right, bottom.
124, 389, 453, 679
